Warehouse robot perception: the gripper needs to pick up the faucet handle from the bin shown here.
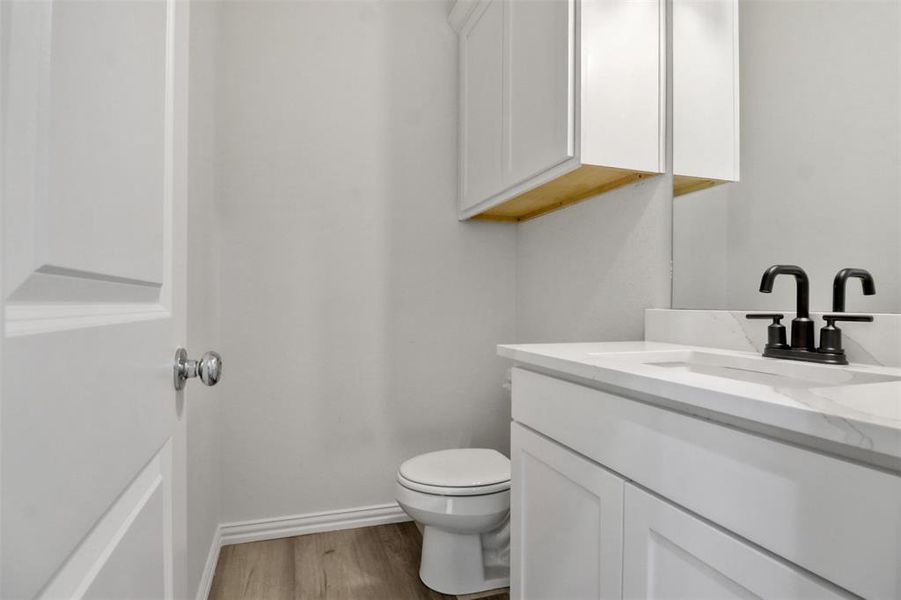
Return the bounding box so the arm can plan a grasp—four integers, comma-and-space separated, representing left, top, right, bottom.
746, 313, 788, 350
818, 314, 874, 356
822, 314, 874, 325
746, 313, 784, 323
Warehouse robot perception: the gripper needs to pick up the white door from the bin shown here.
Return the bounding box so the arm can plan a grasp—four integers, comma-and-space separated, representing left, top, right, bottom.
1, 1, 191, 598
622, 484, 854, 599
511, 423, 624, 600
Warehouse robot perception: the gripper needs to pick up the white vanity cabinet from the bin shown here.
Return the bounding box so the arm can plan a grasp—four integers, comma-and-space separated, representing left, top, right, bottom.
450, 0, 665, 222
511, 424, 850, 600
673, 0, 740, 195
510, 424, 623, 600
623, 486, 852, 599
509, 367, 901, 600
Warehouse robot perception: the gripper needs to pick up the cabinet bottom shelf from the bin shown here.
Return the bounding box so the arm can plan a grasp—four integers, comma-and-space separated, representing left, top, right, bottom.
673, 174, 730, 197
472, 165, 658, 223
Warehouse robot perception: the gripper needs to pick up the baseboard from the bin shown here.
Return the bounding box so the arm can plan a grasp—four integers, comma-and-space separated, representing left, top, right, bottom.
195, 527, 222, 600
195, 502, 410, 600
219, 502, 410, 547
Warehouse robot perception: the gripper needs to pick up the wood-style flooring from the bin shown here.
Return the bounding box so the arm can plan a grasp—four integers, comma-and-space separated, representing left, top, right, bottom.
208, 522, 510, 600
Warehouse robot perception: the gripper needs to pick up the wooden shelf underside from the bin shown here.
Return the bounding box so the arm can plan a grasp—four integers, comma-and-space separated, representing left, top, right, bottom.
673, 174, 729, 197
472, 165, 658, 223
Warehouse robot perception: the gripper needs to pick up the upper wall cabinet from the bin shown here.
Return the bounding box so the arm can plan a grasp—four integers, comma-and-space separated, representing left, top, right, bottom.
450, 0, 665, 222
673, 0, 740, 196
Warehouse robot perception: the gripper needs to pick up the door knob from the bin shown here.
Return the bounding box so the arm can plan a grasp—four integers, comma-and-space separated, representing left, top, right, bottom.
174, 348, 223, 391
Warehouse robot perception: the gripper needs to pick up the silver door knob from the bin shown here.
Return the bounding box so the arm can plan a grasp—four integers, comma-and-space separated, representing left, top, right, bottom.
174, 348, 223, 391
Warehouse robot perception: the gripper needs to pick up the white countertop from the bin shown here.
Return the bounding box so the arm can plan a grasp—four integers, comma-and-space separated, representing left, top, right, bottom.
498, 341, 901, 464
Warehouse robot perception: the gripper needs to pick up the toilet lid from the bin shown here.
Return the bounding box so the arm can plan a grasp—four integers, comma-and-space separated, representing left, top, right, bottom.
399, 449, 510, 489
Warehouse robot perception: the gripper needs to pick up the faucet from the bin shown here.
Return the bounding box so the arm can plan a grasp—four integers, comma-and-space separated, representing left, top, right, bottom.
747, 265, 875, 365
758, 264, 814, 350
833, 268, 875, 312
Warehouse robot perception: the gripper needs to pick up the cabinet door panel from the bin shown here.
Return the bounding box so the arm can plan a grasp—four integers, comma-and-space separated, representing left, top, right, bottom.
673, 0, 739, 180
508, 0, 574, 186
460, 0, 505, 211
511, 424, 623, 600
623, 485, 854, 600
581, 0, 664, 172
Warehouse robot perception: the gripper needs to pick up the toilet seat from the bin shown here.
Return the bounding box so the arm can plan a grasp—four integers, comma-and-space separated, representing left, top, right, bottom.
397, 473, 510, 496
397, 448, 510, 497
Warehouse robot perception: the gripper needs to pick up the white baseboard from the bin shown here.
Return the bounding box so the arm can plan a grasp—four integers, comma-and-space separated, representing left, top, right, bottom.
219, 502, 410, 546
195, 502, 410, 599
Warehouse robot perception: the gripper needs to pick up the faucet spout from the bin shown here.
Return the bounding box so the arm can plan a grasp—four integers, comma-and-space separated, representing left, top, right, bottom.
832, 268, 876, 312
759, 264, 810, 319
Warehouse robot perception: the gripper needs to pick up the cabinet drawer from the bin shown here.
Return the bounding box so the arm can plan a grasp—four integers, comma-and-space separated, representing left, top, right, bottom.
512, 367, 901, 599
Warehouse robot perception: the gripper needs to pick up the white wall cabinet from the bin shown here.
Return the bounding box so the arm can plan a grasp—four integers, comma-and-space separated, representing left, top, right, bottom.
511, 424, 624, 600
451, 0, 665, 222
673, 0, 740, 195
459, 0, 505, 206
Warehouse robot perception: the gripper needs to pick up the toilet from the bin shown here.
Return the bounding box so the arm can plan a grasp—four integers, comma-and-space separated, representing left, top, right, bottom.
395, 448, 511, 595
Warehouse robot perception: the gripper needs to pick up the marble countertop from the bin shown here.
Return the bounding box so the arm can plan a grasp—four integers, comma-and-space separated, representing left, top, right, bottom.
498, 341, 901, 465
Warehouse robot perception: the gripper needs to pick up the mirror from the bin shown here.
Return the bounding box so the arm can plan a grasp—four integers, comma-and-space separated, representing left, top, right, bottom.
672, 0, 900, 314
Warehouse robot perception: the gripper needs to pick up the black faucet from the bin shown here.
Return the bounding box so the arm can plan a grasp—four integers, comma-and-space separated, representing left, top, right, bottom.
758, 265, 815, 351
832, 268, 875, 312
747, 265, 875, 366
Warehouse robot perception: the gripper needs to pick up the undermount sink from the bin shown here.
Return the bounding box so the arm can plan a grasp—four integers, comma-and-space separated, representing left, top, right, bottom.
589, 349, 901, 388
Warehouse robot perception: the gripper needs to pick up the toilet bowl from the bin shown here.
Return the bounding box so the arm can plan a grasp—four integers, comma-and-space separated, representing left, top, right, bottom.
395, 448, 511, 595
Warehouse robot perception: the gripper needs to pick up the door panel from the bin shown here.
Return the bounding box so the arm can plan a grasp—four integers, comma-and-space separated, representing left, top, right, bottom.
1, 0, 187, 597
460, 0, 504, 211
43, 0, 166, 284
41, 445, 172, 600
511, 424, 623, 600
623, 485, 853, 599
508, 0, 574, 185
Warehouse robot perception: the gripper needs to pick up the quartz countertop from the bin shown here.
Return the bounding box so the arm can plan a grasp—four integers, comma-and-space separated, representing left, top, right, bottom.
498, 341, 901, 466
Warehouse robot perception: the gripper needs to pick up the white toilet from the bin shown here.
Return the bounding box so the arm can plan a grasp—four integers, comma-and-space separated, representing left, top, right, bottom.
395, 448, 511, 595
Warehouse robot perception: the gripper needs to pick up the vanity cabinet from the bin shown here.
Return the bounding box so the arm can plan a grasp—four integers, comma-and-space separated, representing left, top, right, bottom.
511, 424, 850, 600
510, 367, 901, 600
510, 424, 623, 599
673, 0, 740, 195
450, 0, 665, 222
623, 486, 851, 599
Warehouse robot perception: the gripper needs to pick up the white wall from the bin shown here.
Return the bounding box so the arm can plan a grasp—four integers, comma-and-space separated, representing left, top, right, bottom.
214, 0, 517, 523
674, 0, 901, 313
516, 176, 673, 343
186, 1, 222, 596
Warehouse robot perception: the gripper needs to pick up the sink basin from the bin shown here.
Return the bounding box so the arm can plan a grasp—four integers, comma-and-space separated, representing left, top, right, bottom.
589, 349, 901, 388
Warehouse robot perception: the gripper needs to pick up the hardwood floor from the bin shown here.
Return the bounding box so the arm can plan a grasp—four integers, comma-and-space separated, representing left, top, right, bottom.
208, 522, 510, 600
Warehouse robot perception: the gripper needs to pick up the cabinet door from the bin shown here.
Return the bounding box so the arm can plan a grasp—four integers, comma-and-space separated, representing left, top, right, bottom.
511, 423, 624, 600
459, 0, 505, 211
623, 485, 854, 599
581, 0, 665, 172
673, 0, 739, 181
507, 0, 575, 186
